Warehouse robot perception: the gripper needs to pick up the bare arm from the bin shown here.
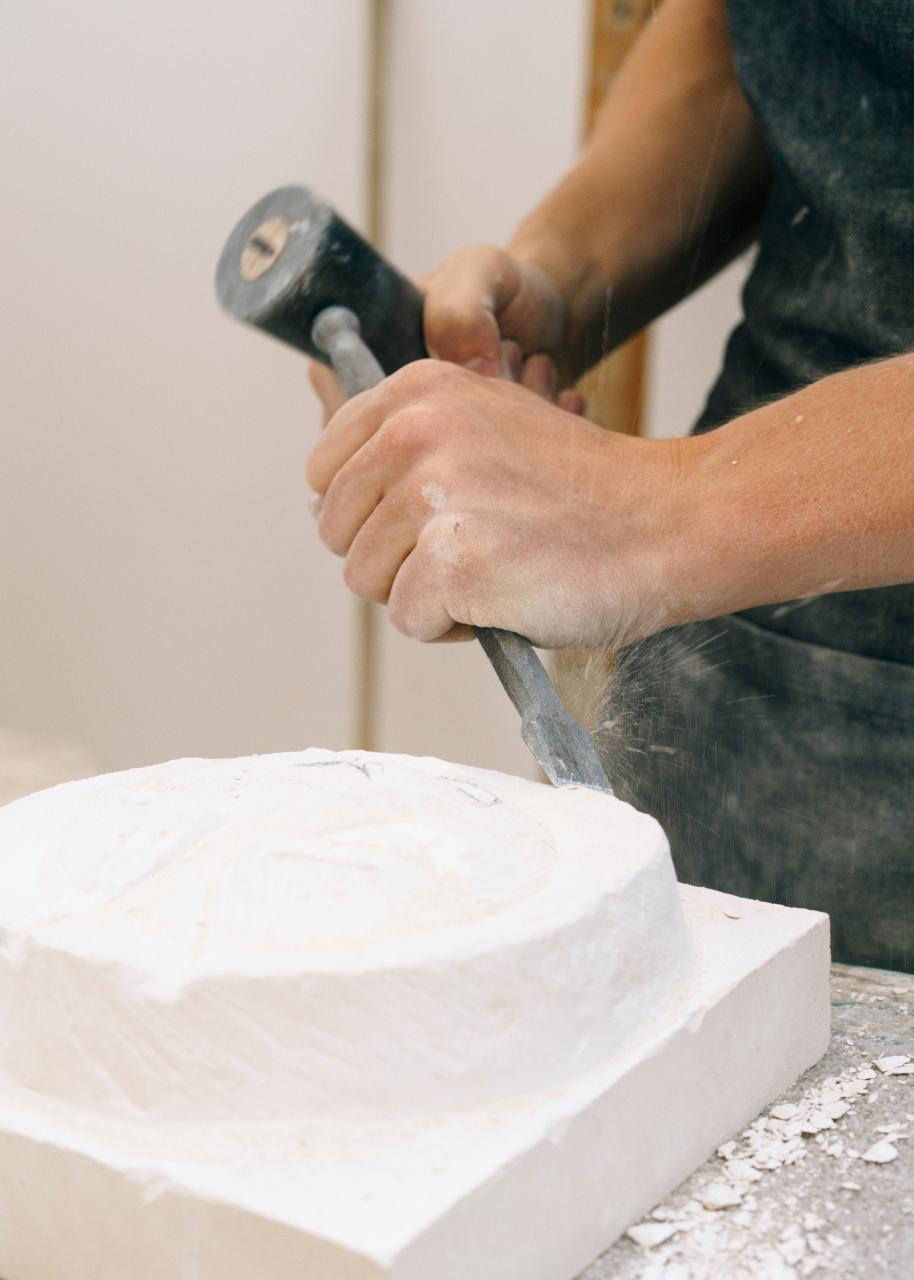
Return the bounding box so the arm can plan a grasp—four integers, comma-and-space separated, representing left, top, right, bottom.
305, 0, 911, 649
418, 0, 772, 380
666, 354, 914, 630
510, 0, 770, 374
306, 353, 914, 650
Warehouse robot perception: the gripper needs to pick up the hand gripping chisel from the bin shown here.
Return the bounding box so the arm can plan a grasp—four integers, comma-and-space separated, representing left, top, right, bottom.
215, 185, 612, 794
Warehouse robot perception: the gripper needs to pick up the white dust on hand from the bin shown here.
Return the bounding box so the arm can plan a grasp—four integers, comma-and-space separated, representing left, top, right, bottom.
420, 481, 467, 569
421, 481, 447, 513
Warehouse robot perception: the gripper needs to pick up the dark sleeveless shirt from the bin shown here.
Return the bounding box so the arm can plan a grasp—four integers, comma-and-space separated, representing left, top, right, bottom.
697, 0, 914, 663
619, 2, 914, 972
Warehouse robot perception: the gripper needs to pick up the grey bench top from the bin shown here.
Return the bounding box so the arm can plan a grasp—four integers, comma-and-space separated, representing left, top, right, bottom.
583, 963, 914, 1279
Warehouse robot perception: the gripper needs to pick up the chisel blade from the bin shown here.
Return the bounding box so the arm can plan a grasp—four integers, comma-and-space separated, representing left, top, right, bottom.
474, 628, 613, 794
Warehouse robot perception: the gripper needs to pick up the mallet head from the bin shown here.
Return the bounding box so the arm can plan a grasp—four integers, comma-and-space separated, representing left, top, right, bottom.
215, 185, 426, 374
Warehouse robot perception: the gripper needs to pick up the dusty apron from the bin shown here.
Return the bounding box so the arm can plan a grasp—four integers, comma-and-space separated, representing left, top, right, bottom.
617, 0, 914, 970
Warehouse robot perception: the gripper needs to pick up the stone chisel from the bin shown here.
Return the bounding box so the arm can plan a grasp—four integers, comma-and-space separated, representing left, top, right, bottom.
215, 184, 613, 795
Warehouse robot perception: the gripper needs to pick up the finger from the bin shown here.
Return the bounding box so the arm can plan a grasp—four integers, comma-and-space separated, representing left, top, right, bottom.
317, 448, 389, 556
306, 364, 418, 495
387, 551, 455, 642
386, 515, 478, 642
318, 405, 449, 559
426, 624, 475, 643
308, 360, 349, 424
342, 498, 420, 604
423, 246, 523, 373
558, 389, 587, 416
307, 360, 454, 495
306, 382, 384, 494
520, 353, 558, 402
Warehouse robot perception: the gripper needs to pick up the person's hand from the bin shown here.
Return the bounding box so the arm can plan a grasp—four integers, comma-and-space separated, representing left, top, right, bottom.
309, 343, 583, 422
420, 245, 566, 375
308, 246, 572, 424
306, 360, 686, 650
309, 334, 584, 425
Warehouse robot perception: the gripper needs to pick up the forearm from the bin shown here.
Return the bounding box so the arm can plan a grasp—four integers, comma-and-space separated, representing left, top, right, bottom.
508, 0, 771, 375
664, 354, 914, 629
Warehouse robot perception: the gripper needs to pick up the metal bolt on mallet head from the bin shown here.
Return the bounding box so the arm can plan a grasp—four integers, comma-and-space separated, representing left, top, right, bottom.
215, 184, 427, 373
239, 216, 290, 282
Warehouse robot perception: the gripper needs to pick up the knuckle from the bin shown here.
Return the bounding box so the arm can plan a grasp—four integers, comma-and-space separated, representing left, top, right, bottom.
387, 358, 437, 393
342, 554, 367, 599
386, 593, 413, 637
390, 601, 436, 642
341, 556, 358, 591
425, 295, 471, 332
305, 447, 324, 493
425, 515, 472, 585
425, 308, 488, 359
476, 244, 512, 287
386, 564, 422, 637
342, 550, 387, 604
403, 467, 444, 512
438, 525, 491, 614
446, 548, 478, 597
439, 242, 505, 280
381, 403, 438, 455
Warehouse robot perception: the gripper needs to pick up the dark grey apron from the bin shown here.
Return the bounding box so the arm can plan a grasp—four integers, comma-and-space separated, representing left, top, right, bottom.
617, 0, 914, 971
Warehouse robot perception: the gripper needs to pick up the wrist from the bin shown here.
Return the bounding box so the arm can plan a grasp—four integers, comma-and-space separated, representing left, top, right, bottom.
653, 417, 802, 633
507, 211, 606, 361
585, 433, 716, 647
653, 429, 755, 633
507, 182, 661, 375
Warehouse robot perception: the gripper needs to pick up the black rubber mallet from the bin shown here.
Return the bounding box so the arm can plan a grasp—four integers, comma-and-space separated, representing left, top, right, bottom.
215, 184, 612, 794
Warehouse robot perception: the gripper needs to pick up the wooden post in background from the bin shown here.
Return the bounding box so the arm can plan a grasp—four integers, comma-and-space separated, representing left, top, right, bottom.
355, 0, 389, 752
575, 0, 657, 438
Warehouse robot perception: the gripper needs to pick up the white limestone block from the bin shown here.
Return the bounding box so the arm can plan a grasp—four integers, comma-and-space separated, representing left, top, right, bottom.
0, 750, 830, 1280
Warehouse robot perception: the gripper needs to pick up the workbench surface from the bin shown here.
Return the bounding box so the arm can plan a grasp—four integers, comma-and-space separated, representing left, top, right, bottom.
584, 964, 913, 1279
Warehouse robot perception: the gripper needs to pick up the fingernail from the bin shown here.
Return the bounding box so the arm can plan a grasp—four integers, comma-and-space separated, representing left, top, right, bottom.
462, 355, 501, 377
308, 494, 323, 518
558, 390, 587, 416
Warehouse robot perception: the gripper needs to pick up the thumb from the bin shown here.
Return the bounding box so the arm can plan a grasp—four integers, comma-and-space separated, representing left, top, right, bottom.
423, 246, 523, 375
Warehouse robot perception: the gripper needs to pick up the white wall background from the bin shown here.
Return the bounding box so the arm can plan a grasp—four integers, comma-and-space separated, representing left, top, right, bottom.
1, 1, 746, 781
1, 0, 367, 771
